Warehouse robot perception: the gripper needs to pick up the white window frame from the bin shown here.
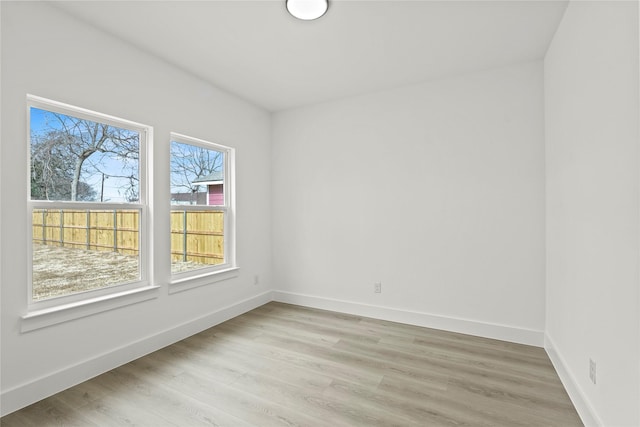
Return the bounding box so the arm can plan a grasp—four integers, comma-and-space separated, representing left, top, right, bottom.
25, 95, 156, 320
169, 132, 237, 293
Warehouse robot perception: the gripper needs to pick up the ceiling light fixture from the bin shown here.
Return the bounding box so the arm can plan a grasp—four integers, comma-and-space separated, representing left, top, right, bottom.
286, 0, 328, 21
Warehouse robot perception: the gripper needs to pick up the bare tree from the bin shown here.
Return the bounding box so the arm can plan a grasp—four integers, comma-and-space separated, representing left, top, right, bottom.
31, 129, 96, 201
170, 142, 223, 201
31, 111, 139, 202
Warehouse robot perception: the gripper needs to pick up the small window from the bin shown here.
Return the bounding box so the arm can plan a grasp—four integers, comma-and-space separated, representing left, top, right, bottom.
170, 133, 235, 277
28, 96, 150, 307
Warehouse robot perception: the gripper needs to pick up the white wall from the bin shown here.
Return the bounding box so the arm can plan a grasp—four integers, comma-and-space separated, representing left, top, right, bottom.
272, 61, 546, 344
0, 2, 272, 415
544, 1, 640, 426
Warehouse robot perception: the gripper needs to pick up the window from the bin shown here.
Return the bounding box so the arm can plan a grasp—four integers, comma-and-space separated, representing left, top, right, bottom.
170, 133, 235, 279
27, 95, 151, 309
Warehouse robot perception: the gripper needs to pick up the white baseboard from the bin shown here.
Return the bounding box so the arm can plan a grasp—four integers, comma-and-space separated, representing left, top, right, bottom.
272, 290, 544, 347
544, 334, 602, 427
0, 291, 272, 417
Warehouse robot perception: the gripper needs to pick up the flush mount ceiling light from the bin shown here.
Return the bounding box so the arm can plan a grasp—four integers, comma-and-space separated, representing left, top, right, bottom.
286, 0, 328, 21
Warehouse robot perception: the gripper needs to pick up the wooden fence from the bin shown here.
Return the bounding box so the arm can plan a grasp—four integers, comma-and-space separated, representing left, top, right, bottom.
170, 210, 224, 265
32, 209, 139, 256
32, 209, 224, 265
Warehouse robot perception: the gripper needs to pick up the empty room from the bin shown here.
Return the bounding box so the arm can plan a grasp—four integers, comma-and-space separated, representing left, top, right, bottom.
1, 0, 639, 426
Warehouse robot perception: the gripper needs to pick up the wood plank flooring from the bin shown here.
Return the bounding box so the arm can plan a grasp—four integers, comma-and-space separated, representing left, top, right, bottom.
1, 302, 583, 426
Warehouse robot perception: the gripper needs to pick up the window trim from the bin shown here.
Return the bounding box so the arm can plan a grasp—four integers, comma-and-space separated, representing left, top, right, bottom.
26, 95, 154, 314
169, 132, 236, 287
21, 285, 161, 333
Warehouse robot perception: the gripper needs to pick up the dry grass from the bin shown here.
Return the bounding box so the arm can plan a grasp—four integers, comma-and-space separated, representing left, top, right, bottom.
32, 244, 140, 301
32, 244, 205, 301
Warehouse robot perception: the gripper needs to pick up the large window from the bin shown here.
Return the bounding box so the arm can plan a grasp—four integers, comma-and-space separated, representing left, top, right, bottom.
28, 96, 150, 308
170, 133, 235, 277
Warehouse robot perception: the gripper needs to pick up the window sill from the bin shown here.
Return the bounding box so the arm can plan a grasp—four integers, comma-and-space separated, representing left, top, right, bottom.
21, 285, 160, 333
169, 267, 239, 294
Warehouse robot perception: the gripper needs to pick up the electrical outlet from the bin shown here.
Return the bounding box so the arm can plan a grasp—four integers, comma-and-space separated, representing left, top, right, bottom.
254, 275, 259, 285
374, 282, 382, 293
589, 359, 596, 384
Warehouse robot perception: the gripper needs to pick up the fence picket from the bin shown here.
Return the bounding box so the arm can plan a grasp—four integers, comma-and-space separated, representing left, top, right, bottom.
32, 209, 225, 266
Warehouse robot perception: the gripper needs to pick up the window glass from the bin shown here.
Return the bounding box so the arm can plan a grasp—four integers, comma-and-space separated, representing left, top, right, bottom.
30, 107, 140, 203
31, 208, 141, 301
170, 139, 228, 274
29, 101, 146, 303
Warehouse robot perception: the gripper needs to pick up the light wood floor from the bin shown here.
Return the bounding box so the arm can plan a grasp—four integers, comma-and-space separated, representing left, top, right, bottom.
1, 302, 582, 426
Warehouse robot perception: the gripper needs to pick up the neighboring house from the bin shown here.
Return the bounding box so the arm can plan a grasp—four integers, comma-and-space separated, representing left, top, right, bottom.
193, 171, 224, 206
170, 191, 207, 205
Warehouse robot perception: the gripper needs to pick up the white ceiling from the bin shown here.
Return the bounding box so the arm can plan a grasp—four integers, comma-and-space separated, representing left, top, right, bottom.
53, 0, 568, 112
